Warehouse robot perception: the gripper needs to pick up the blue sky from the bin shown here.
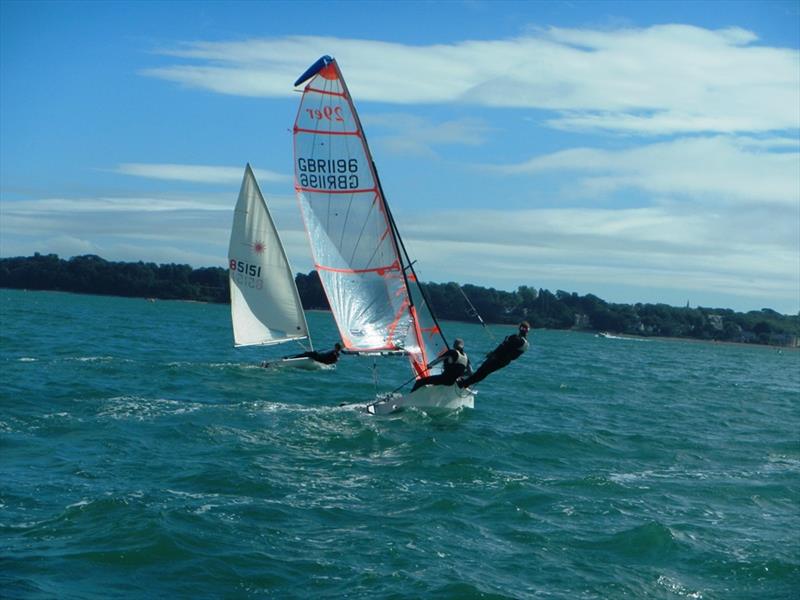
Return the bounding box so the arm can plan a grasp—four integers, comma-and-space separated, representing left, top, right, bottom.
1, 0, 798, 314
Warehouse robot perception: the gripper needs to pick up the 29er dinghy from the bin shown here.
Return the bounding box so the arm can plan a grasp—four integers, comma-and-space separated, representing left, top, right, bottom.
292, 56, 474, 411
228, 164, 331, 370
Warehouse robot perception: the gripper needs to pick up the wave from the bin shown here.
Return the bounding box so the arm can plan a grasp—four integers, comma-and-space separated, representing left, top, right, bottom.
97, 396, 204, 420
588, 521, 686, 561
656, 575, 704, 598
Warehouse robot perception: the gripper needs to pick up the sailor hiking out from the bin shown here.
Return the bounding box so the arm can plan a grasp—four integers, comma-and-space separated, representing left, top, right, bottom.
458, 322, 529, 388
277, 342, 343, 366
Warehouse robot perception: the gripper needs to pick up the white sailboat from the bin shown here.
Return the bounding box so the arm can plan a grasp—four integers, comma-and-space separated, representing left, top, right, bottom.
228, 164, 332, 370
292, 56, 475, 412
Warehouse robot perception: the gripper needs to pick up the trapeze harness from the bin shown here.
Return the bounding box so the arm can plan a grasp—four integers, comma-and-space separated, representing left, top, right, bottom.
444, 348, 469, 376
495, 335, 529, 363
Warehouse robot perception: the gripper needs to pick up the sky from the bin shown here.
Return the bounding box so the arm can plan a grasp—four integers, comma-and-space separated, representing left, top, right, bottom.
1, 0, 798, 315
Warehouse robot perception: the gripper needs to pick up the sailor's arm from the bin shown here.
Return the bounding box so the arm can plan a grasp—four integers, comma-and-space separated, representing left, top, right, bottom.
426, 348, 454, 369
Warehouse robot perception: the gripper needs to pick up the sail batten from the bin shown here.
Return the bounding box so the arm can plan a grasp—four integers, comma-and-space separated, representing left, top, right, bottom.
294, 128, 359, 136
293, 57, 446, 376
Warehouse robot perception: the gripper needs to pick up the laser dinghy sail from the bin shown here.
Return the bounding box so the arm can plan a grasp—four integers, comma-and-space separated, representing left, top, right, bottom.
228, 164, 331, 370
292, 56, 474, 411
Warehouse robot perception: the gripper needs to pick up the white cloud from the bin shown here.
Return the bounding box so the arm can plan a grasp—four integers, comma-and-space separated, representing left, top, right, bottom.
0, 188, 305, 262
398, 205, 799, 312
97, 243, 228, 268
491, 135, 800, 207
0, 195, 230, 213
115, 163, 290, 184
44, 235, 100, 258
2, 188, 796, 312
363, 113, 492, 157
142, 26, 799, 134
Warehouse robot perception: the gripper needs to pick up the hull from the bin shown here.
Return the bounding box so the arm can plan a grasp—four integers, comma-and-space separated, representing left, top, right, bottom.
366, 384, 475, 415
260, 357, 335, 371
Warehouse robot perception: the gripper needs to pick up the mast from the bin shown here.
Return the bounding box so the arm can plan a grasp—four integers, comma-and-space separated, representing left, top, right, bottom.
332, 61, 447, 370
376, 162, 450, 356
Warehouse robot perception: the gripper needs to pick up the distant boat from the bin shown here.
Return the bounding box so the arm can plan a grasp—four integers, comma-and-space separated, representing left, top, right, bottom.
228, 164, 331, 370
292, 56, 474, 412
596, 332, 637, 341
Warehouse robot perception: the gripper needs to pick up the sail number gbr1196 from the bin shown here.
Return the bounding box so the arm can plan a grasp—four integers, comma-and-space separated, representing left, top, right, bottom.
297, 158, 359, 190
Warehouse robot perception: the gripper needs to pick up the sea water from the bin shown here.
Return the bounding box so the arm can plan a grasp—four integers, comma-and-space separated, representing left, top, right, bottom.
1, 289, 797, 599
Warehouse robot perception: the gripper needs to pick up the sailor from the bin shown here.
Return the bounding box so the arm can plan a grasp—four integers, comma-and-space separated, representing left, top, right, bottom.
458, 321, 529, 388
410, 338, 471, 392
282, 342, 343, 366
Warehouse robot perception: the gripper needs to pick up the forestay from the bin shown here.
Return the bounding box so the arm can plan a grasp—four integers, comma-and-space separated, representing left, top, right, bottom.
228, 164, 310, 347
293, 56, 445, 377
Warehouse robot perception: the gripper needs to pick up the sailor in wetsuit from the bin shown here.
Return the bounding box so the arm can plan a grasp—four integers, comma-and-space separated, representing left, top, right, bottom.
458, 321, 529, 388
410, 338, 471, 392
284, 342, 342, 365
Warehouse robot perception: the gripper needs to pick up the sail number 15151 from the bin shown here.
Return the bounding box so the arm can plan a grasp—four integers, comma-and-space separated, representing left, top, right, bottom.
306, 106, 344, 122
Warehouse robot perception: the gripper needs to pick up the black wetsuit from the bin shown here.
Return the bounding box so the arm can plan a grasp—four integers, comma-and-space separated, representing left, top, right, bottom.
411, 348, 470, 392
289, 349, 340, 365
459, 333, 528, 387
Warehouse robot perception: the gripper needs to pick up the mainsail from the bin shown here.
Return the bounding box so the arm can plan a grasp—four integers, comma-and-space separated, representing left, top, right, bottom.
292, 56, 446, 378
228, 164, 311, 348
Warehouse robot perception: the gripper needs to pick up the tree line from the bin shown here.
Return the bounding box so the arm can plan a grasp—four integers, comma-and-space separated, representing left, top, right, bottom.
2, 253, 797, 347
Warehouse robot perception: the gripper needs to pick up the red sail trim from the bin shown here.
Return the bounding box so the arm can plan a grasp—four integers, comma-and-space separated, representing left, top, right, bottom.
409, 305, 430, 377
411, 357, 427, 378
296, 186, 378, 195
294, 127, 360, 137
348, 343, 402, 352
315, 260, 401, 276
305, 86, 346, 98
318, 63, 338, 80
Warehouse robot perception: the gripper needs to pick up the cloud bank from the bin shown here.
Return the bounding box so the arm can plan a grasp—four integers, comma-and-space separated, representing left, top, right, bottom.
2, 184, 797, 313
116, 163, 290, 184
143, 26, 799, 135
492, 135, 800, 207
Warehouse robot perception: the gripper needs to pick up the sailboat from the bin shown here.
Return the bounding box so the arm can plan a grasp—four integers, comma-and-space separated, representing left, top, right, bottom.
228, 164, 332, 370
292, 56, 475, 412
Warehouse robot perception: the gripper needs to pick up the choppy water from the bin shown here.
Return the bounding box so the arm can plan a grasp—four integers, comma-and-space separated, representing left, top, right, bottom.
1, 289, 798, 599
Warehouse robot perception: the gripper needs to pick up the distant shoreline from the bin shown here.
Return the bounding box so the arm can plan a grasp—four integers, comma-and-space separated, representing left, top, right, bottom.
4, 288, 795, 353
2, 253, 797, 348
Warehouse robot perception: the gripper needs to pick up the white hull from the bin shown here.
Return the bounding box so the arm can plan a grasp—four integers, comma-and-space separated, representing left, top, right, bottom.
260, 357, 335, 371
366, 384, 475, 415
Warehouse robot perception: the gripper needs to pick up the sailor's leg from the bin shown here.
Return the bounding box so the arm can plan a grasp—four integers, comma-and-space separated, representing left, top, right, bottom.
460, 358, 501, 387
411, 376, 432, 392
